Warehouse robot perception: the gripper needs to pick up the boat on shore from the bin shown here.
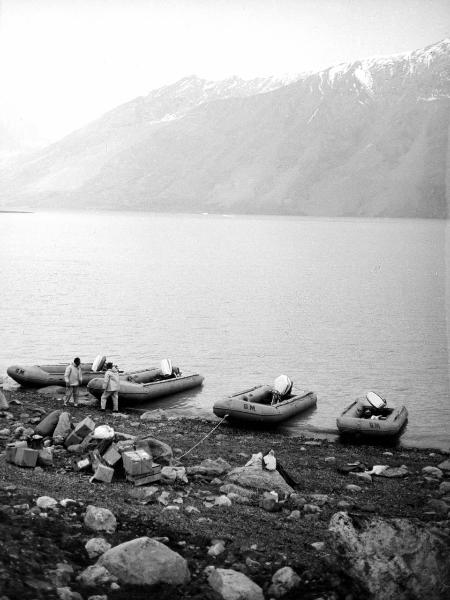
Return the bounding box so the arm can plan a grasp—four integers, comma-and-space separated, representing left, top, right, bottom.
87, 371, 204, 405
6, 356, 160, 389
213, 384, 317, 424
336, 392, 408, 437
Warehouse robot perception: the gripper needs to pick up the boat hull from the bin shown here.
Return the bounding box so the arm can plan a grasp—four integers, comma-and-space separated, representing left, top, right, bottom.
6, 364, 161, 388
336, 400, 408, 437
87, 373, 204, 404
213, 385, 317, 423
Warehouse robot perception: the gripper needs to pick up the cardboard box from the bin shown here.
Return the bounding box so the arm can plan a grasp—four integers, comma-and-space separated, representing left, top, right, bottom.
76, 457, 91, 471
122, 450, 153, 476
14, 447, 39, 468
64, 430, 83, 448
6, 441, 28, 463
91, 463, 114, 483
73, 416, 95, 439
102, 443, 122, 467
126, 467, 161, 486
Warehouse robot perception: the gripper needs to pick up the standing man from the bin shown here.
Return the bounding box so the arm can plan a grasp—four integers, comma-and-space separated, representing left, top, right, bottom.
101, 362, 120, 413
64, 357, 82, 407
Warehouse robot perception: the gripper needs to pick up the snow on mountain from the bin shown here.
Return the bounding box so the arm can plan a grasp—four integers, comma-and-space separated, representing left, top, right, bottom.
0, 39, 448, 217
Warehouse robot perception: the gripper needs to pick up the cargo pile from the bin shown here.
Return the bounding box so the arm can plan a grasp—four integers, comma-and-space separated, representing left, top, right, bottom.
6, 408, 166, 487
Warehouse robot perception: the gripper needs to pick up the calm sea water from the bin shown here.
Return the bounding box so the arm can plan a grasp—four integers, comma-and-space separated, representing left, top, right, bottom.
1, 211, 449, 449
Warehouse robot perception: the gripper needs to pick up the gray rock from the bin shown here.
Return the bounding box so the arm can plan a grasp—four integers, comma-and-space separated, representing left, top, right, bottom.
50, 563, 74, 587
97, 537, 190, 585
188, 457, 232, 477
345, 484, 362, 492
208, 539, 226, 556
426, 499, 449, 517
56, 587, 83, 600
36, 496, 58, 510
0, 389, 9, 409
208, 567, 264, 600
268, 566, 301, 598
85, 537, 112, 559
377, 465, 409, 478
225, 464, 294, 495
422, 466, 443, 479
219, 483, 256, 499
77, 565, 118, 587
437, 459, 450, 472
350, 472, 372, 484
439, 481, 450, 495
260, 491, 280, 512
328, 511, 450, 599
84, 505, 117, 533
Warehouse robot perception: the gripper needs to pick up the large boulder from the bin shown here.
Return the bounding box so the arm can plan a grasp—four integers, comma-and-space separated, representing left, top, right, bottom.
225, 463, 294, 496
328, 511, 450, 600
97, 537, 190, 585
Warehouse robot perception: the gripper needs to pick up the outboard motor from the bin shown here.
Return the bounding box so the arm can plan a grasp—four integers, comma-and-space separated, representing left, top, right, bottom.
366, 391, 387, 410
273, 375, 293, 398
92, 355, 107, 372
160, 358, 173, 377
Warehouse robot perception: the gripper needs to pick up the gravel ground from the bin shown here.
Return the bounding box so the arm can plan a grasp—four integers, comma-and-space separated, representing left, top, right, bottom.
0, 389, 448, 600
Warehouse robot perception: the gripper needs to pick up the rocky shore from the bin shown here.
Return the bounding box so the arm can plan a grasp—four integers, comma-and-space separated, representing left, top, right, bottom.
0, 387, 449, 600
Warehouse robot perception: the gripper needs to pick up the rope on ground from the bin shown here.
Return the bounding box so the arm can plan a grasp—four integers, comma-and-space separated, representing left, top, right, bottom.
177, 414, 229, 460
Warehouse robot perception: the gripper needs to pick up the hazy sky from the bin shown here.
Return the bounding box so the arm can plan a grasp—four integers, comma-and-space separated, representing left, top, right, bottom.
1, 0, 449, 145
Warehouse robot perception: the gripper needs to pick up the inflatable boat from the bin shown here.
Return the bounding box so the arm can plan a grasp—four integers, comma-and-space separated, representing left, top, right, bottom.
87, 371, 204, 405
6, 355, 160, 388
336, 392, 408, 437
213, 384, 317, 424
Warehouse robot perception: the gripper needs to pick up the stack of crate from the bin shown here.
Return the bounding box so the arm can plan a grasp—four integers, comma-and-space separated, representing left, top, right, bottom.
122, 448, 161, 486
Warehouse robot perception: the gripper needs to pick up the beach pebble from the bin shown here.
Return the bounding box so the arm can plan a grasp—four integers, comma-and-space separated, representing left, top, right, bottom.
337, 500, 352, 510
208, 539, 226, 556
350, 472, 372, 484
422, 467, 443, 479
36, 496, 58, 510
84, 505, 117, 533
426, 499, 449, 517
303, 504, 321, 514
311, 541, 325, 551
437, 459, 450, 472
77, 565, 118, 587
309, 494, 330, 506
56, 587, 83, 600
208, 567, 264, 600
85, 537, 112, 559
185, 505, 200, 514
345, 484, 362, 493
268, 566, 301, 598
287, 510, 301, 520
439, 481, 450, 495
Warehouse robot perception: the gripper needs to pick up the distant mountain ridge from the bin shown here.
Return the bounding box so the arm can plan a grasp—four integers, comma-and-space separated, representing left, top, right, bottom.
1, 39, 449, 217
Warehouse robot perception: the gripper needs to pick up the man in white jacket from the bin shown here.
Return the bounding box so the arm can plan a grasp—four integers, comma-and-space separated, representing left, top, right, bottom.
100, 362, 120, 412
64, 357, 82, 407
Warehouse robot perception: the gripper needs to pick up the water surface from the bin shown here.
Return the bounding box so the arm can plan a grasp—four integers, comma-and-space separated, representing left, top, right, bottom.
0, 211, 448, 448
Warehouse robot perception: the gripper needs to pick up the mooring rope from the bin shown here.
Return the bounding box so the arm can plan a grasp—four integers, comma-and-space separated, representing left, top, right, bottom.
177, 414, 229, 460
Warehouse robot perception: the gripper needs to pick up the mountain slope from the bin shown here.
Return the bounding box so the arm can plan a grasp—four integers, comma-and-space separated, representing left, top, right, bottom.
1, 40, 449, 217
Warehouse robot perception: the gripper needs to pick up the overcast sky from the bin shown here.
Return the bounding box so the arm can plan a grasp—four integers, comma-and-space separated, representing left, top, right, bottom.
1, 0, 449, 145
